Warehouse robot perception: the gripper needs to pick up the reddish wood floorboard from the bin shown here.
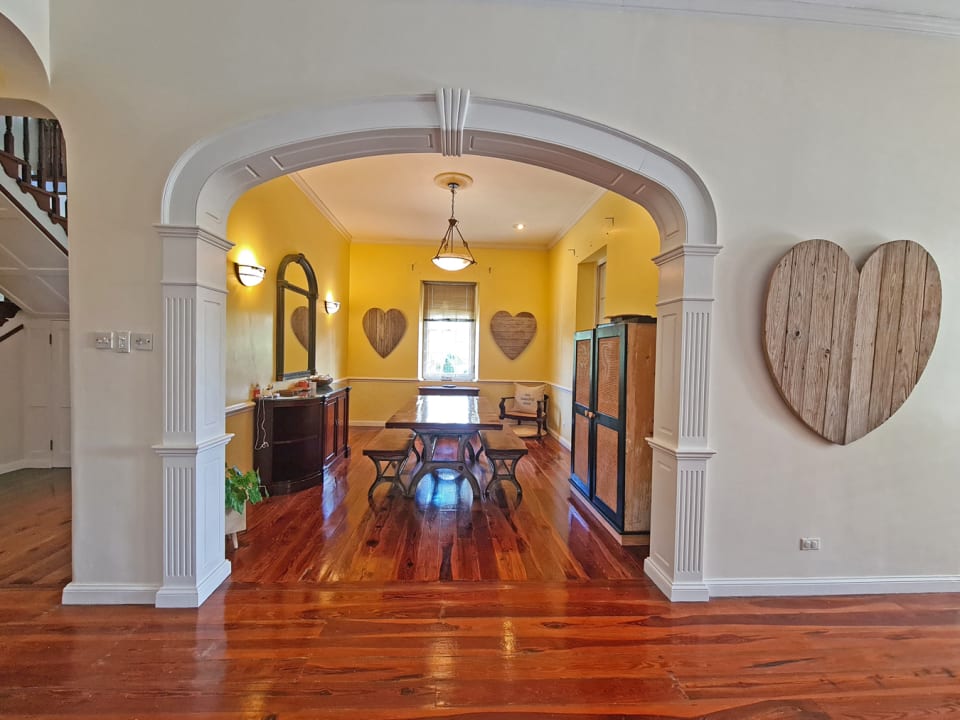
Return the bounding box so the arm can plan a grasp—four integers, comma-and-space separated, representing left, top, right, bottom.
229, 428, 648, 584
4, 436, 960, 717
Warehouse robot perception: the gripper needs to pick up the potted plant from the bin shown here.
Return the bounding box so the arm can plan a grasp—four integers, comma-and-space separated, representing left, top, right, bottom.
225, 465, 267, 548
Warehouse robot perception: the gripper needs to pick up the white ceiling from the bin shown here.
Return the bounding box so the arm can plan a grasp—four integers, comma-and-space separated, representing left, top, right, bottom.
294, 154, 605, 249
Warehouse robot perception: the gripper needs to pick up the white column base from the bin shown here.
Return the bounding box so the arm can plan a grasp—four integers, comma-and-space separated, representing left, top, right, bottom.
644, 556, 710, 602
154, 434, 233, 608
155, 559, 232, 608
62, 582, 160, 605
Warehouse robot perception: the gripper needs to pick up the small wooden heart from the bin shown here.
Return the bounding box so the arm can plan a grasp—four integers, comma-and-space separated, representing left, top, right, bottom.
763, 239, 940, 445
491, 311, 537, 360
291, 306, 310, 350
362, 308, 406, 358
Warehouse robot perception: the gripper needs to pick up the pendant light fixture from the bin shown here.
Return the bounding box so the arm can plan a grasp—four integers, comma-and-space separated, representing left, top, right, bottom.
432, 172, 477, 271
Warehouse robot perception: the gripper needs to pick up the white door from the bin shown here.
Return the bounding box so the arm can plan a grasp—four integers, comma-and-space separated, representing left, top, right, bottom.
51, 320, 71, 467
22, 324, 52, 466
22, 320, 71, 468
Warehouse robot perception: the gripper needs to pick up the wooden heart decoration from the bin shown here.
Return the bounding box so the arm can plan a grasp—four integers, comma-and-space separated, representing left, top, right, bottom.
763, 239, 940, 445
362, 308, 406, 358
491, 311, 537, 360
291, 306, 310, 350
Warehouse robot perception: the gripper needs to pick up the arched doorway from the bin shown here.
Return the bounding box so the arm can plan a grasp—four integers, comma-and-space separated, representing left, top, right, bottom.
155, 91, 719, 607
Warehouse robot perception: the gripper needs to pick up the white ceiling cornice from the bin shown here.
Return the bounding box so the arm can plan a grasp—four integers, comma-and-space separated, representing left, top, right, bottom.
288, 173, 353, 241
547, 186, 607, 250
507, 0, 960, 38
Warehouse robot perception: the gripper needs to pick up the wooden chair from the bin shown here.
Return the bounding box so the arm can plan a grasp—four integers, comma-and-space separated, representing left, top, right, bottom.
499, 388, 549, 440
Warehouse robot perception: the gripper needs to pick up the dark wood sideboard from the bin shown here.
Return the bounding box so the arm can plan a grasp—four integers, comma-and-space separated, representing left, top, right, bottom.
253, 386, 350, 495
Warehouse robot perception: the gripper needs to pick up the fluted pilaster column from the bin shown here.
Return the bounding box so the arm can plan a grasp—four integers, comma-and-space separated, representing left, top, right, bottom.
154, 224, 233, 608
645, 244, 720, 601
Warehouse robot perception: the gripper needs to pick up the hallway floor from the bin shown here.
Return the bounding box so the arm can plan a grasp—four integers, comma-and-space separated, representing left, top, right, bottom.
3, 442, 960, 717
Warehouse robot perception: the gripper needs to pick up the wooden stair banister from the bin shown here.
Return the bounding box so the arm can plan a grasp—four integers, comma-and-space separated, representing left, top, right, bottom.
0, 115, 68, 235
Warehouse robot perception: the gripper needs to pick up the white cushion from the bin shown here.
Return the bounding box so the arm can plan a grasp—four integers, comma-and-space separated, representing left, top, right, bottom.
513, 383, 544, 413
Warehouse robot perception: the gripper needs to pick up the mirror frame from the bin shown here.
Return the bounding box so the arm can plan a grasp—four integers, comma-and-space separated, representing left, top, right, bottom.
275, 253, 318, 380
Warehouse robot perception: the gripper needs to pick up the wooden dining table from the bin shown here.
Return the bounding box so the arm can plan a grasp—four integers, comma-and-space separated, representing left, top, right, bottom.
384, 394, 502, 499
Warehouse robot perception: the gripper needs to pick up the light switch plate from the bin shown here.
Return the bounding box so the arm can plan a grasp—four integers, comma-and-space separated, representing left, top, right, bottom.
115, 331, 131, 353
132, 332, 154, 351
94, 331, 114, 350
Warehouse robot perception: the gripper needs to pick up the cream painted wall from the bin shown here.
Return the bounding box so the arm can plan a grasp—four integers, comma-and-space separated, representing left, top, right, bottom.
347, 242, 550, 422
18, 0, 960, 591
225, 175, 350, 404
0, 316, 24, 471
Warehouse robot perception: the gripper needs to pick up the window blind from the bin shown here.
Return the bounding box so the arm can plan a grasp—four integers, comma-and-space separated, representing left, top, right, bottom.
422, 282, 476, 321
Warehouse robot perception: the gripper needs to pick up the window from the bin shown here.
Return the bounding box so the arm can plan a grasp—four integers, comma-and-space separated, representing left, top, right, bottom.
420, 281, 478, 381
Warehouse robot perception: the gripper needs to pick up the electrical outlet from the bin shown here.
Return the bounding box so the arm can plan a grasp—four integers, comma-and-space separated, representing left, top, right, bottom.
115, 331, 131, 353
799, 537, 821, 551
94, 331, 114, 350
132, 332, 154, 351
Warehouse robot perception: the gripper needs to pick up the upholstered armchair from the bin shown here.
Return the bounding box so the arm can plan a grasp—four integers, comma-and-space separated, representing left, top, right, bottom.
499, 383, 549, 439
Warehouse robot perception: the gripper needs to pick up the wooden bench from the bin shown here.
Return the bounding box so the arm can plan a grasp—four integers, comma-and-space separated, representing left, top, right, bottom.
363, 429, 416, 499
478, 429, 528, 498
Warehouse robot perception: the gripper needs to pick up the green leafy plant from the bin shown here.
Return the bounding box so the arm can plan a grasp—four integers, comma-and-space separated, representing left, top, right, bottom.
225, 466, 267, 513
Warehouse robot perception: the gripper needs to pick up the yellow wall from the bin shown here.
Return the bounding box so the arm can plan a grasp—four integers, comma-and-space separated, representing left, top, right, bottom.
225, 175, 351, 404
222, 182, 656, 438
547, 192, 660, 439
347, 243, 551, 422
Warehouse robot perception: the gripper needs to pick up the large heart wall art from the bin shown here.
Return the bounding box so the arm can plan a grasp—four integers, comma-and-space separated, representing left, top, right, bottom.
490, 311, 537, 360
291, 306, 310, 351
362, 308, 407, 358
762, 239, 940, 444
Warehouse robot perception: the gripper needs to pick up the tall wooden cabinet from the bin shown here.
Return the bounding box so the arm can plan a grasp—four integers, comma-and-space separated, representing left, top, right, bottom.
254, 386, 350, 495
570, 318, 656, 537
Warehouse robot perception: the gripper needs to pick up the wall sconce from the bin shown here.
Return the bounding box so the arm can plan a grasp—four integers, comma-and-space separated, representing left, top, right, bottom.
235, 262, 266, 287
324, 299, 341, 314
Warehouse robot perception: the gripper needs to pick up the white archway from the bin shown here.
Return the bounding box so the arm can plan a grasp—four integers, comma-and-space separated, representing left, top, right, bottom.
155, 91, 719, 606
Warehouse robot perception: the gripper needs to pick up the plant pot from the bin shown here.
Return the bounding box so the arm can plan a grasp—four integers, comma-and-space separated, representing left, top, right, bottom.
225, 505, 247, 549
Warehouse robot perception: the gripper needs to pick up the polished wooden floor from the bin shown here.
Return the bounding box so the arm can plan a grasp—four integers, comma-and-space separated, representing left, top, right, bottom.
3, 442, 960, 718
229, 428, 647, 584
0, 467, 71, 587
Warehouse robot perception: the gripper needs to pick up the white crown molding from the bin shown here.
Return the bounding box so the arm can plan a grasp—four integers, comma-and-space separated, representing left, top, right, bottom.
503, 0, 960, 38
548, 186, 608, 249
288, 173, 353, 241
348, 236, 556, 251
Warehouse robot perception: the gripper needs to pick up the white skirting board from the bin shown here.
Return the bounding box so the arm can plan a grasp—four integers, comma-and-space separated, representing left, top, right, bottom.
0, 459, 29, 475
62, 582, 160, 605
707, 575, 960, 597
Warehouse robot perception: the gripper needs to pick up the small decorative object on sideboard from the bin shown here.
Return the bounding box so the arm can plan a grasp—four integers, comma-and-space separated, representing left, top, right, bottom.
311, 373, 333, 390
225, 465, 267, 550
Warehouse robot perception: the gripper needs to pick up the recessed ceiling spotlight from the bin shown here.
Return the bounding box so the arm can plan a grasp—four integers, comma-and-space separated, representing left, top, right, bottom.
514, 223, 525, 231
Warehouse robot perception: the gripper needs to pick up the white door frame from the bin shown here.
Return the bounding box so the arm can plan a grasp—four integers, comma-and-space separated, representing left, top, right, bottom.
156, 90, 720, 606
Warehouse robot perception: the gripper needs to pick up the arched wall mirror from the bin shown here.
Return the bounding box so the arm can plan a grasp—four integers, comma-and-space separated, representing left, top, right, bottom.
275, 253, 318, 380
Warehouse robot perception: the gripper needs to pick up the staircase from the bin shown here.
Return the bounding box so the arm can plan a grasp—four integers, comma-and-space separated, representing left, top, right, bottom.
1, 116, 67, 236
0, 115, 69, 317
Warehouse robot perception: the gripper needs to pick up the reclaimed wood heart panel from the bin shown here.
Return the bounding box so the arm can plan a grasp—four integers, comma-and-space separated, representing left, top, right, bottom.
362, 308, 406, 358
491, 311, 537, 359
291, 306, 310, 350
763, 239, 940, 444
